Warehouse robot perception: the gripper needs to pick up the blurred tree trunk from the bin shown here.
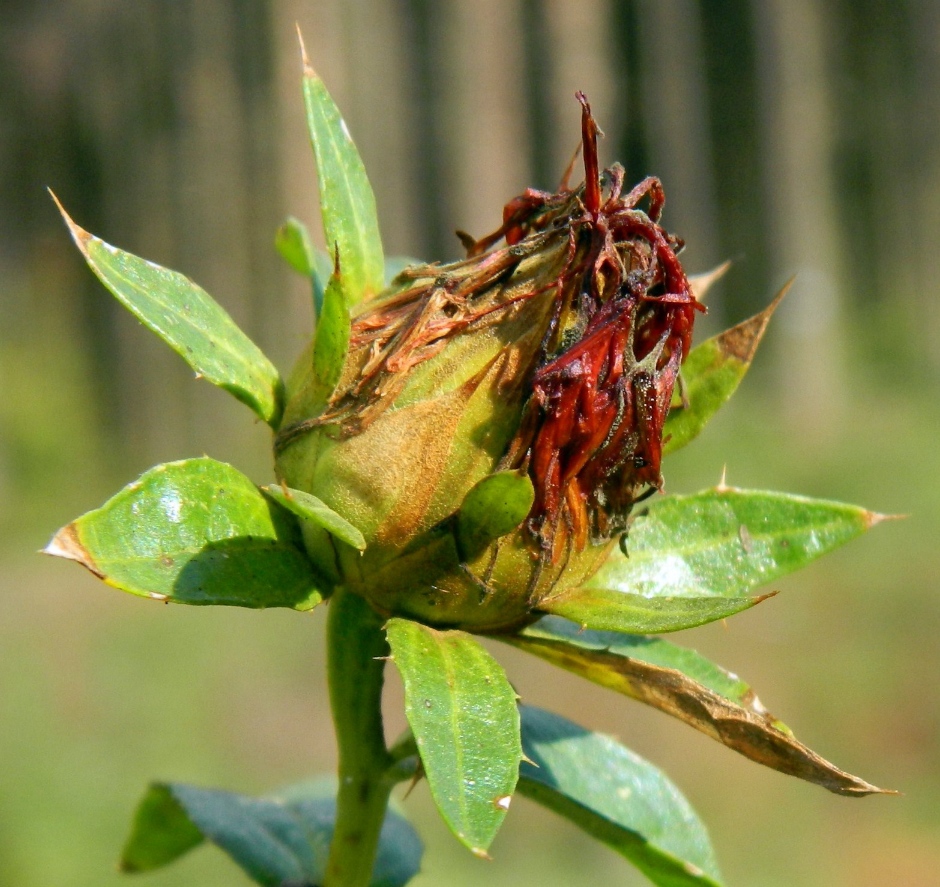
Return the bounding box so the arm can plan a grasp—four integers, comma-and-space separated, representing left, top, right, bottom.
753, 0, 847, 429
544, 0, 619, 179
698, 0, 772, 326
827, 1, 932, 384
1, 1, 288, 481
634, 2, 721, 291
905, 0, 940, 373
438, 0, 531, 246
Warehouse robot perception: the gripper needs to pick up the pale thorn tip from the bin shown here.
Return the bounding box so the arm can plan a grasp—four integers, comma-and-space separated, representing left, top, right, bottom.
47, 188, 90, 246
716, 464, 729, 491
47, 186, 65, 215
866, 510, 907, 528
42, 532, 74, 560
770, 276, 796, 310
688, 259, 732, 303
295, 23, 313, 73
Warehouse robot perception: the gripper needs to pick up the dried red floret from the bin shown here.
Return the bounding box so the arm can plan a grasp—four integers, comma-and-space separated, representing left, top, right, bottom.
493, 94, 703, 560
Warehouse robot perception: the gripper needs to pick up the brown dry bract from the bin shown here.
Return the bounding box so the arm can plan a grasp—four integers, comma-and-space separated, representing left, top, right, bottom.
717, 279, 791, 364
510, 633, 893, 796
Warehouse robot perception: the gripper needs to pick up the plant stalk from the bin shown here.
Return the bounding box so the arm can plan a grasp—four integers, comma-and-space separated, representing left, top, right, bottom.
324, 588, 393, 887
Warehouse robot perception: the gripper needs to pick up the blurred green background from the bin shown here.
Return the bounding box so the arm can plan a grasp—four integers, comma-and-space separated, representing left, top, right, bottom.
1, 1, 938, 885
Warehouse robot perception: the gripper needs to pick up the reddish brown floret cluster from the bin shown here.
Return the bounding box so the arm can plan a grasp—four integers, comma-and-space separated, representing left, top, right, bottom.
496, 94, 703, 560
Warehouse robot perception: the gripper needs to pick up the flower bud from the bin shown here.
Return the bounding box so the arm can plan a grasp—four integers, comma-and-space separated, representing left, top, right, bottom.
275, 94, 701, 631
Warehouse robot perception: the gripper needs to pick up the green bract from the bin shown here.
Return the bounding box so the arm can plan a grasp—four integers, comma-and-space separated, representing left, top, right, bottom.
274, 234, 613, 631
44, 36, 894, 887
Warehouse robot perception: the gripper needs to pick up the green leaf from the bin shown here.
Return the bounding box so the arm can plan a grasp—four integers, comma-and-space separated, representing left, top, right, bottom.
311, 262, 352, 406
312, 249, 334, 316
261, 484, 365, 550
386, 618, 521, 857
120, 784, 204, 872
664, 283, 788, 456
456, 469, 535, 557
52, 193, 283, 426
540, 486, 883, 633
518, 706, 724, 887
120, 780, 423, 887
44, 458, 323, 610
509, 617, 890, 796
273, 220, 337, 319
539, 589, 763, 634
275, 216, 316, 276
299, 33, 384, 307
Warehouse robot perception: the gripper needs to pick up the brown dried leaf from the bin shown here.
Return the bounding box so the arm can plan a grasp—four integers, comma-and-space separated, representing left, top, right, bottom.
506, 619, 894, 797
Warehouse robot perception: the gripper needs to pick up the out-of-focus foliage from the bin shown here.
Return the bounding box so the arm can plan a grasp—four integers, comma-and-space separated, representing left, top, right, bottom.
0, 2, 937, 886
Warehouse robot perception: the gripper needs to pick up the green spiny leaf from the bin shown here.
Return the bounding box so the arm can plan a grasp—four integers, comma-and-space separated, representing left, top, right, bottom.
299, 32, 384, 307
539, 588, 764, 634
52, 194, 284, 426
540, 486, 884, 633
311, 261, 352, 408
120, 780, 423, 887
44, 458, 323, 610
261, 484, 365, 550
275, 216, 316, 277
387, 618, 521, 857
518, 706, 724, 887
456, 470, 534, 557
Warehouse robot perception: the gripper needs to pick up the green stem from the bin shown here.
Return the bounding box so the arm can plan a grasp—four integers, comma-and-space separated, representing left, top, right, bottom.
324, 588, 393, 887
